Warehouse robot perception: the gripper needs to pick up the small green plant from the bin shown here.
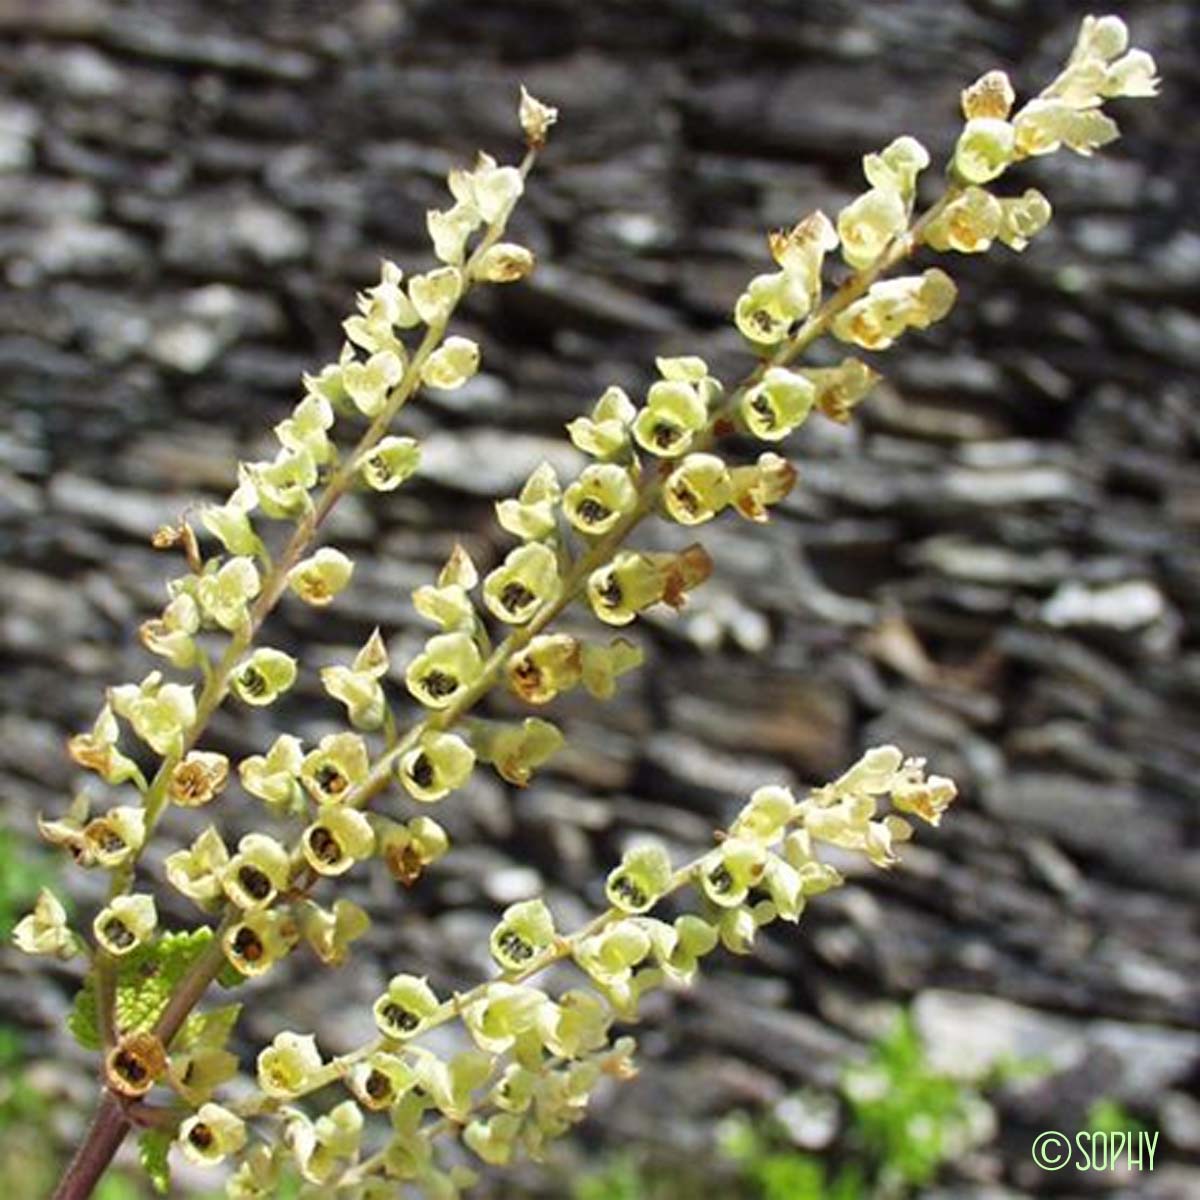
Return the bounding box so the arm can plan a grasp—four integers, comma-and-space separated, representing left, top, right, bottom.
9, 16, 1159, 1200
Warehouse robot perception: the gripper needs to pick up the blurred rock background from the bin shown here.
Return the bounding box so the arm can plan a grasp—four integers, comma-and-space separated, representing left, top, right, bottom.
1, 0, 1198, 1196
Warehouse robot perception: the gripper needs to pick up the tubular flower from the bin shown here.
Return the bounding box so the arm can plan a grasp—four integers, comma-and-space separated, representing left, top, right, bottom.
1013, 99, 1118, 157
462, 983, 548, 1055
77, 807, 144, 871
475, 242, 535, 283
373, 974, 440, 1040
768, 210, 839, 307
257, 1032, 324, 1098
519, 85, 558, 148
587, 551, 664, 626
420, 335, 480, 390
573, 921, 652, 1012
164, 826, 229, 906
413, 543, 479, 632
296, 898, 371, 967
606, 843, 674, 915
735, 269, 806, 346
506, 634, 583, 705
997, 189, 1053, 251
730, 785, 798, 845
240, 734, 305, 814
232, 647, 297, 707
223, 908, 297, 978
93, 893, 157, 957
405, 631, 485, 710
275, 394, 334, 465
12, 888, 77, 958
179, 1103, 247, 1168
343, 262, 419, 354
168, 750, 230, 808
397, 730, 476, 803
222, 832, 290, 911
803, 358, 881, 424
377, 814, 450, 886
359, 435, 421, 492
496, 461, 562, 540
349, 1052, 416, 1111
139, 592, 201, 669
952, 117, 1016, 184
288, 547, 354, 607
580, 637, 643, 700
697, 838, 767, 908
300, 732, 370, 805
862, 136, 930, 205
923, 186, 1003, 254
632, 379, 709, 458
110, 672, 196, 756
286, 1100, 364, 1186
837, 186, 908, 270
563, 463, 639, 535
67, 704, 142, 787
961, 69, 1016, 121
428, 202, 481, 266
105, 1032, 167, 1099
889, 758, 959, 826
831, 269, 957, 351
490, 898, 556, 972
167, 1045, 239, 1108
302, 805, 376, 877
729, 452, 798, 523
476, 716, 564, 786
663, 453, 732, 526
408, 266, 462, 326
321, 629, 390, 731
449, 151, 525, 225
740, 367, 816, 441
200, 485, 261, 558
241, 447, 318, 519
483, 542, 561, 624
342, 349, 405, 418
567, 386, 637, 460
536, 989, 612, 1061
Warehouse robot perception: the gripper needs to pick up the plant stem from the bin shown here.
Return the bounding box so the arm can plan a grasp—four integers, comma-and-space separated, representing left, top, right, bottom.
50, 1092, 130, 1200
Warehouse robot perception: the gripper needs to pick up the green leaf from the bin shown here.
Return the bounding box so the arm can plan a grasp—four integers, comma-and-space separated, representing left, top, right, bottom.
138, 1129, 172, 1195
68, 928, 216, 1052
175, 1003, 241, 1053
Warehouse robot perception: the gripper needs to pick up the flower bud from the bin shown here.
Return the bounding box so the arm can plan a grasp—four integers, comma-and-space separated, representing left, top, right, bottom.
321, 629, 390, 731
924, 185, 1002, 254
563, 463, 638, 535
421, 335, 480, 390
110, 672, 196, 756
300, 731, 370, 804
408, 266, 462, 326
1071, 14, 1128, 64
223, 907, 297, 977
105, 1031, 166, 1098
961, 70, 1016, 121
342, 349, 405, 418
997, 188, 1052, 252
297, 898, 371, 967
519, 85, 558, 148
179, 1103, 247, 1167
165, 826, 229, 906
953, 117, 1015, 184
350, 1052, 415, 1111
567, 386, 637, 460
667, 914, 719, 983
663, 453, 731, 526
93, 893, 157, 957
465, 1114, 523, 1166
241, 448, 317, 519
240, 734, 305, 813
289, 547, 354, 607
257, 1031, 324, 1098
373, 974, 440, 1040
12, 888, 77, 958
606, 843, 673, 914
413, 548, 478, 632
82, 805, 146, 867
508, 634, 583, 706
573, 921, 651, 993
580, 637, 643, 700
222, 832, 290, 910
740, 367, 816, 442
276, 394, 335, 465
302, 805, 375, 877
475, 242, 535, 283
861, 137, 930, 204
232, 647, 297, 707
68, 704, 142, 787
490, 898, 555, 972
405, 631, 485, 710
397, 730, 476, 802
730, 785, 797, 844
168, 750, 230, 808
495, 461, 562, 540
360, 435, 421, 492
201, 491, 260, 558
632, 379, 708, 458
838, 187, 908, 270
483, 542, 561, 624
